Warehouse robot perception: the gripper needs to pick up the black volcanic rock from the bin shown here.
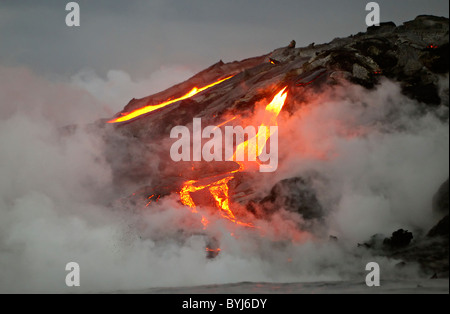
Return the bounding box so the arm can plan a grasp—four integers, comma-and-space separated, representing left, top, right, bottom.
102, 15, 449, 208
108, 15, 449, 144
103, 16, 449, 230
367, 22, 397, 34
260, 176, 324, 220
389, 236, 449, 277
428, 215, 449, 238
358, 177, 450, 276
95, 15, 450, 270
383, 229, 414, 249
427, 179, 450, 239
433, 179, 449, 215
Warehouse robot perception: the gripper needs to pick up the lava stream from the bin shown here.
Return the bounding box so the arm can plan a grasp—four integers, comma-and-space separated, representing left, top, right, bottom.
230, 87, 288, 163
108, 76, 233, 123
179, 86, 288, 230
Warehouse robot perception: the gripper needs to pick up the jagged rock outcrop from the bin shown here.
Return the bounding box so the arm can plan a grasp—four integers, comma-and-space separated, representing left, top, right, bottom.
103, 16, 448, 192
383, 229, 414, 249
259, 176, 324, 220
358, 181, 449, 277
428, 215, 449, 238
106, 15, 449, 138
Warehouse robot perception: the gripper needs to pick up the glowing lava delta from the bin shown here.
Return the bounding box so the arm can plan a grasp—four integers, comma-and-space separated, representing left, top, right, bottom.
179, 87, 288, 229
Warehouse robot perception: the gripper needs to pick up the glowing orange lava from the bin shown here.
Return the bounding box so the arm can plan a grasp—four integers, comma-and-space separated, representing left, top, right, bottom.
205, 247, 221, 253
179, 87, 288, 230
212, 116, 237, 130
265, 87, 288, 116
108, 76, 233, 123
201, 216, 209, 229
230, 87, 288, 162
180, 176, 253, 227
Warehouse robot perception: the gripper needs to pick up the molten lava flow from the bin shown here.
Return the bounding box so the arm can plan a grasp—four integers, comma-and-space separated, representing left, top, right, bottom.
231, 87, 288, 162
206, 247, 221, 252
201, 216, 209, 229
209, 177, 235, 221
180, 180, 199, 213
209, 177, 254, 227
212, 116, 237, 130
180, 175, 253, 227
264, 87, 288, 116
205, 247, 221, 258
108, 76, 233, 123
145, 194, 161, 207
178, 87, 288, 231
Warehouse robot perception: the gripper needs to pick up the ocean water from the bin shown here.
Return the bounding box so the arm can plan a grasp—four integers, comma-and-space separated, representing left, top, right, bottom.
118, 279, 449, 294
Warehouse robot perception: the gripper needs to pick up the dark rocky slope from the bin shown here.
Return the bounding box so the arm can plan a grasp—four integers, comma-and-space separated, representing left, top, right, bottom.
96, 16, 449, 274
102, 15, 448, 190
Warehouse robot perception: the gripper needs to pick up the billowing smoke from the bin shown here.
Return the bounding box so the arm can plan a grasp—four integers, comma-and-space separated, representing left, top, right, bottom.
71, 66, 195, 114
274, 79, 449, 240
0, 64, 448, 293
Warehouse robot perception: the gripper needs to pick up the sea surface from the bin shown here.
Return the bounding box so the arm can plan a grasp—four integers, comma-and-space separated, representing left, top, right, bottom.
117, 279, 449, 294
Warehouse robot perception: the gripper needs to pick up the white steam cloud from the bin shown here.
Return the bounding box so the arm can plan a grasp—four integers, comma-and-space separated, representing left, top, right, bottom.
274, 79, 449, 240
0, 66, 448, 293
71, 66, 195, 114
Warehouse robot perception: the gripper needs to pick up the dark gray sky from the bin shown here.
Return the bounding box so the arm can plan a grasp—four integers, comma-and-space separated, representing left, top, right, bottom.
1, 0, 448, 78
